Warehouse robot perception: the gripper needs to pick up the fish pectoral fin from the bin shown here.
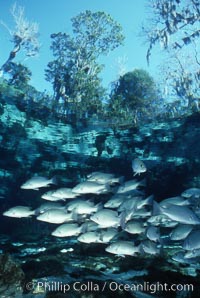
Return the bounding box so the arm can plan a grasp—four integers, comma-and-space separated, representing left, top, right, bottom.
116, 254, 125, 258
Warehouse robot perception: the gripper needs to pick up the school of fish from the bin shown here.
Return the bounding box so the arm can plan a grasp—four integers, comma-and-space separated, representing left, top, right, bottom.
3, 158, 200, 261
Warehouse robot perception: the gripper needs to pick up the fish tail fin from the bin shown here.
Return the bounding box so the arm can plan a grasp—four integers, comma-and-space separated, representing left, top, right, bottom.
51, 176, 57, 185
33, 208, 40, 216
29, 211, 35, 217
139, 178, 146, 188
117, 176, 125, 184
80, 223, 86, 234
145, 194, 154, 206
101, 183, 111, 193
137, 243, 144, 254
95, 202, 103, 211
119, 211, 127, 229
80, 223, 88, 233
152, 200, 161, 216
72, 211, 79, 221
109, 185, 119, 194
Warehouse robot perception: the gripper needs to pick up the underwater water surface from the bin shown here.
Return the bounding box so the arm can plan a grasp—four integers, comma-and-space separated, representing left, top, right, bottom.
1, 100, 200, 298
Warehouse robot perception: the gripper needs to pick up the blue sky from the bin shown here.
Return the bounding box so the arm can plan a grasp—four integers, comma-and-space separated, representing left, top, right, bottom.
0, 0, 162, 93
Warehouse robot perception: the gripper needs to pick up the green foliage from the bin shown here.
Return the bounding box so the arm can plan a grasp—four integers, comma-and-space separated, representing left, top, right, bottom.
113, 69, 157, 108
45, 10, 124, 121
7, 62, 32, 89
0, 78, 24, 101
71, 10, 125, 56
107, 69, 160, 125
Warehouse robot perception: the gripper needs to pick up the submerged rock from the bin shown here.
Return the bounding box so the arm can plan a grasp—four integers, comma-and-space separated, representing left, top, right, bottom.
0, 254, 24, 296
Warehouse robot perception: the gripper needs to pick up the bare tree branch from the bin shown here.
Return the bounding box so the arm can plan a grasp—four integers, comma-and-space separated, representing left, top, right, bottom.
0, 3, 40, 74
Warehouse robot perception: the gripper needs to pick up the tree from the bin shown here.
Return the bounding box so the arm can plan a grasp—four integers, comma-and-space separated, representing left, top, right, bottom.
6, 62, 32, 89
45, 10, 124, 119
142, 0, 200, 114
107, 69, 160, 125
142, 0, 200, 64
0, 3, 40, 75
159, 51, 200, 113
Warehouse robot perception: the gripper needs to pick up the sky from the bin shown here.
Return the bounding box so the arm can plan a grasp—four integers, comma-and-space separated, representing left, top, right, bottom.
0, 0, 162, 93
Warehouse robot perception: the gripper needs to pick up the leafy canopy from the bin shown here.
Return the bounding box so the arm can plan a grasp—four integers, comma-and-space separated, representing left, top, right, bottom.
45, 10, 124, 119
107, 69, 160, 125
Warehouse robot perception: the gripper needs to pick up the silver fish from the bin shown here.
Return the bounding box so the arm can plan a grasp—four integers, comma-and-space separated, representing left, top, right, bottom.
183, 230, 200, 250
118, 196, 142, 212
172, 252, 193, 264
41, 191, 66, 202
181, 188, 200, 199
3, 206, 35, 218
21, 176, 57, 190
160, 196, 190, 208
72, 181, 110, 194
72, 201, 101, 215
87, 172, 124, 185
50, 188, 79, 199
104, 194, 125, 209
136, 195, 154, 209
170, 224, 193, 241
66, 199, 92, 212
90, 209, 120, 228
153, 201, 200, 225
81, 221, 99, 232
116, 179, 145, 194
36, 202, 65, 214
160, 203, 200, 225
36, 209, 72, 224
146, 226, 160, 242
99, 228, 118, 243
52, 223, 82, 237
132, 208, 151, 219
124, 220, 145, 234
78, 228, 118, 244
105, 241, 140, 256
118, 196, 150, 225
77, 231, 101, 244
132, 158, 147, 176
147, 214, 178, 227
184, 248, 200, 259
141, 240, 160, 255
